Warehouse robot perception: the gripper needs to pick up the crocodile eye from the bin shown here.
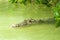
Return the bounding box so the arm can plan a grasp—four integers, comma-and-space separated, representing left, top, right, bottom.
29, 20, 32, 22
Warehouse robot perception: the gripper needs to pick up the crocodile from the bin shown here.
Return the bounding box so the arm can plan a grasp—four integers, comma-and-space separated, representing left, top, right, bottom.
10, 18, 56, 28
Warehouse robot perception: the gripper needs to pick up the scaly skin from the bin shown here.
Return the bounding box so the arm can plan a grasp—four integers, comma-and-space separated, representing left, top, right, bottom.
11, 18, 56, 28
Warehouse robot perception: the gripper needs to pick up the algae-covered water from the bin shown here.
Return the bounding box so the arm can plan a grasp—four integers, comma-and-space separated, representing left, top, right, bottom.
0, 1, 60, 40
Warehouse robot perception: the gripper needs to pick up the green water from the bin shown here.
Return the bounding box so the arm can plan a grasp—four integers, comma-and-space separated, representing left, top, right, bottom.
0, 1, 60, 40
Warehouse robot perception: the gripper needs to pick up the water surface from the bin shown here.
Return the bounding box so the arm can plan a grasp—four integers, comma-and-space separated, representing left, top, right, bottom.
0, 1, 60, 40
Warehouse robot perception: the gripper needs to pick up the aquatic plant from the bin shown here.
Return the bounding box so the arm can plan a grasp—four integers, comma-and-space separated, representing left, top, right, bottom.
9, 0, 18, 4
9, 0, 52, 7
53, 2, 60, 27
